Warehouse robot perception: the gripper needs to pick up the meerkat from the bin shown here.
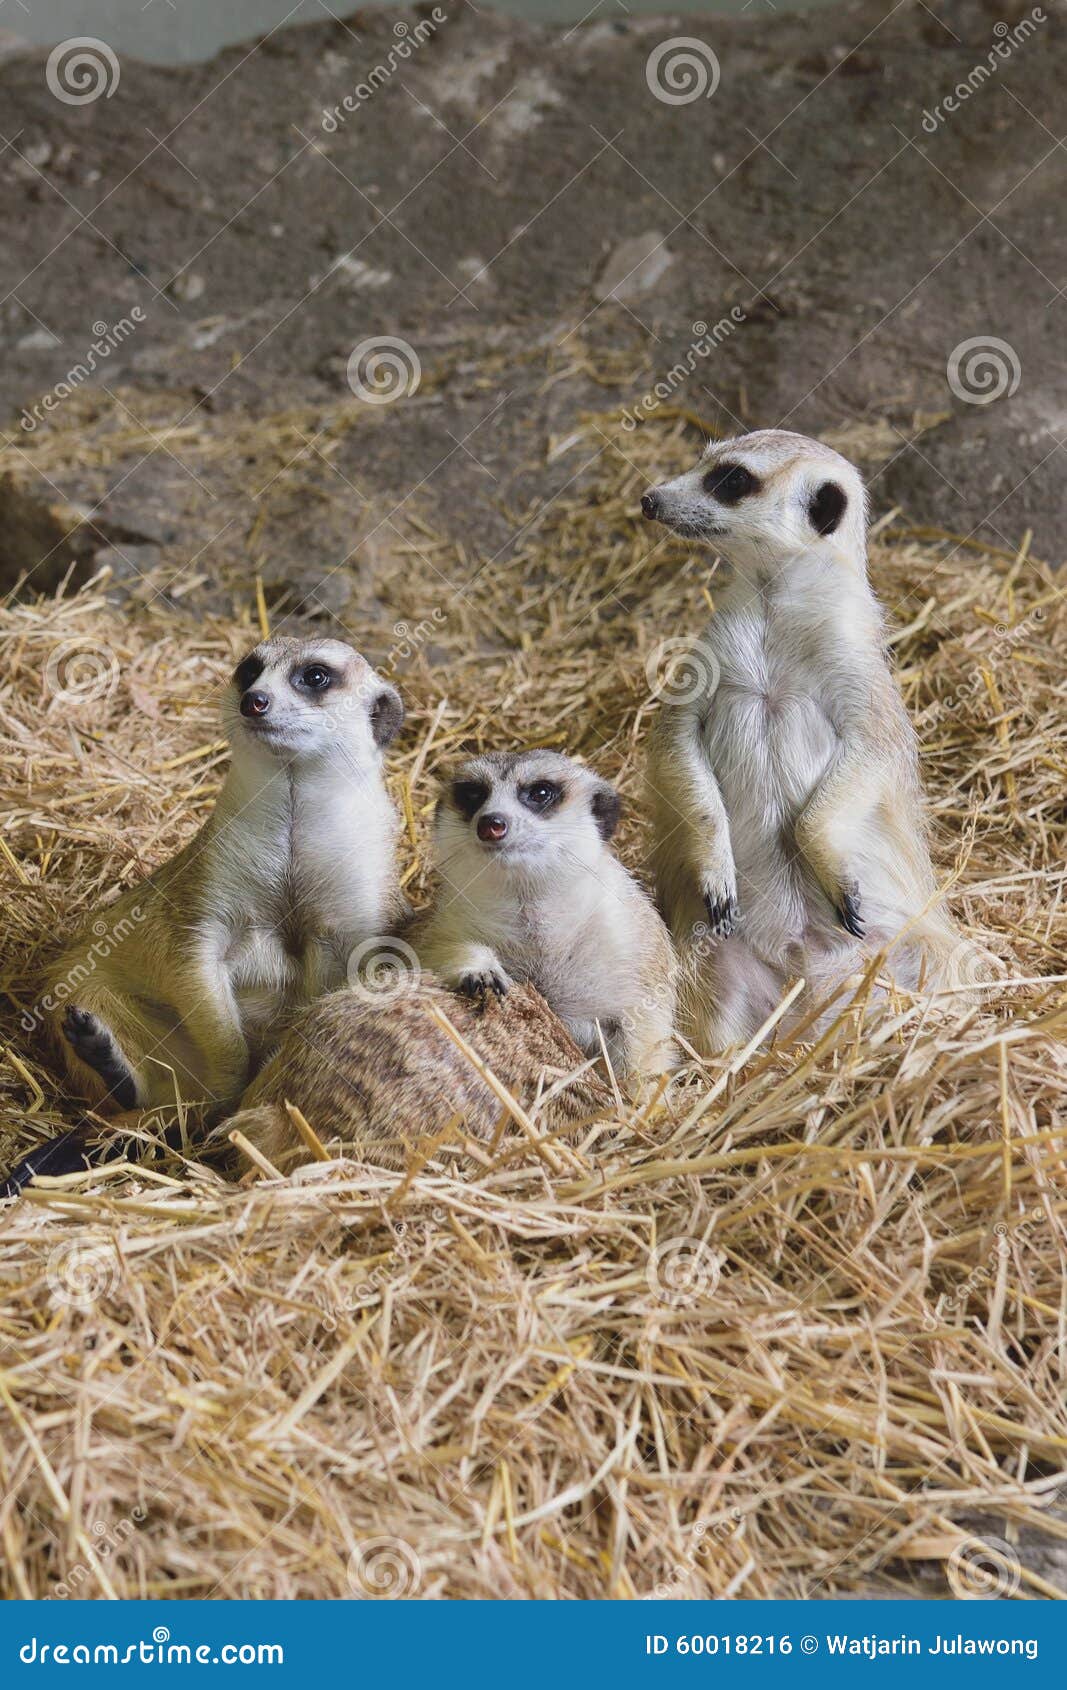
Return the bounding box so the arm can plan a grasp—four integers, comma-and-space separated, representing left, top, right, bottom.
411, 750, 678, 1080
45, 636, 406, 1113
641, 428, 972, 1051
219, 978, 610, 1171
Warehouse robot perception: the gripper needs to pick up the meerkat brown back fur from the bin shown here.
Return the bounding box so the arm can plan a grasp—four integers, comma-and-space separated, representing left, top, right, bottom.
47, 636, 406, 1112
414, 750, 677, 1080
222, 979, 611, 1171
642, 429, 972, 1051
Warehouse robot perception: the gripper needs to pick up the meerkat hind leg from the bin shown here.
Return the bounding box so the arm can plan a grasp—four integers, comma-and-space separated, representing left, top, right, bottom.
680, 938, 783, 1058
63, 1007, 139, 1110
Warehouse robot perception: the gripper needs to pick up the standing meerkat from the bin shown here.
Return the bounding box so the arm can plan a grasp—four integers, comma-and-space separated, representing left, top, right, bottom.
641, 429, 971, 1050
413, 750, 678, 1080
45, 635, 406, 1112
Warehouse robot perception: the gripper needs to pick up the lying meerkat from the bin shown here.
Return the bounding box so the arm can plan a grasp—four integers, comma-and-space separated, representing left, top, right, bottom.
641, 428, 972, 1050
46, 635, 406, 1112
219, 978, 610, 1170
412, 750, 678, 1080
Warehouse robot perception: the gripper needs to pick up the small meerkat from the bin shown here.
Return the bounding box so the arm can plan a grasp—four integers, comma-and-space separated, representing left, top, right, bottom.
46, 636, 406, 1112
641, 429, 971, 1050
412, 750, 678, 1080
220, 978, 610, 1170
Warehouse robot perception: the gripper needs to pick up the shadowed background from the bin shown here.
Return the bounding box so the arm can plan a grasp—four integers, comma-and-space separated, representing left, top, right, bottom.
11, 0, 841, 64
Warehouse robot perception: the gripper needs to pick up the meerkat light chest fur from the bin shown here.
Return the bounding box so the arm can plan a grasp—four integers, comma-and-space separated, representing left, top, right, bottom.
642, 429, 968, 1050
414, 750, 677, 1080
48, 636, 406, 1111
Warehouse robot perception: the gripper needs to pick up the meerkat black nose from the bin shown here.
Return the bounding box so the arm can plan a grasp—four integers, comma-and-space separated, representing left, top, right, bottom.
477, 813, 508, 843
641, 491, 661, 520
240, 690, 271, 718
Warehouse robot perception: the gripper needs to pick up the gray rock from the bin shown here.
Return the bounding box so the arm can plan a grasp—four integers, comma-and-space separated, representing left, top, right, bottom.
593, 232, 674, 304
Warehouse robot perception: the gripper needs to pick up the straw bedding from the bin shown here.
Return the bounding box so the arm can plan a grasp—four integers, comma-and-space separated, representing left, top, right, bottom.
0, 411, 1065, 1600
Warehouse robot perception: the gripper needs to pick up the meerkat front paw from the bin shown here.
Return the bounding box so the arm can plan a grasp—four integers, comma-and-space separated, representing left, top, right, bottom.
835, 882, 865, 939
455, 968, 510, 1008
701, 883, 740, 938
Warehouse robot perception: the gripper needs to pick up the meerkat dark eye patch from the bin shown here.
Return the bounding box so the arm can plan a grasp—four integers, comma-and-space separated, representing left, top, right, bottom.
369, 686, 404, 747
233, 655, 264, 693
590, 785, 621, 841
519, 779, 563, 814
809, 479, 848, 536
703, 461, 759, 504
293, 661, 334, 693
451, 779, 489, 820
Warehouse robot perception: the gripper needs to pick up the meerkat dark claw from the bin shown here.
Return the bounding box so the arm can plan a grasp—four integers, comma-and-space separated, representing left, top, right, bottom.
457, 970, 509, 1009
836, 886, 865, 939
62, 1007, 139, 1110
703, 892, 739, 938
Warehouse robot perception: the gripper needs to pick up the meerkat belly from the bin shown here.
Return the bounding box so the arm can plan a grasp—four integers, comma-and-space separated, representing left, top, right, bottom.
519, 918, 629, 1030
706, 615, 839, 948
225, 924, 304, 1039
221, 836, 374, 1030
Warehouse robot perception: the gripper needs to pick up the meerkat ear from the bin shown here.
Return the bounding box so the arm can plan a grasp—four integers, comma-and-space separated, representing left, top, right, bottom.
590, 782, 621, 842
369, 684, 403, 748
808, 480, 848, 537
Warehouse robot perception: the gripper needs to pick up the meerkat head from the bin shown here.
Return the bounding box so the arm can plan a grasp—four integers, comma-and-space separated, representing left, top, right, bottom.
434, 749, 621, 886
640, 429, 868, 575
223, 636, 403, 763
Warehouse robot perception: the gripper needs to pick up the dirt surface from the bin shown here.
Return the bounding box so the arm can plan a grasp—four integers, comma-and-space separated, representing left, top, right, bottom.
0, 0, 1064, 610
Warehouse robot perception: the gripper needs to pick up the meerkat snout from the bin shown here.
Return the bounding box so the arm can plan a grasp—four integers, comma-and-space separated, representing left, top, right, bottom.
476, 811, 508, 844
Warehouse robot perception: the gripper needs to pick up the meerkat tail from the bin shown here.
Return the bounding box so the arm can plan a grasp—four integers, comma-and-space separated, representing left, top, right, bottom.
209, 1104, 292, 1169
1, 1123, 97, 1198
